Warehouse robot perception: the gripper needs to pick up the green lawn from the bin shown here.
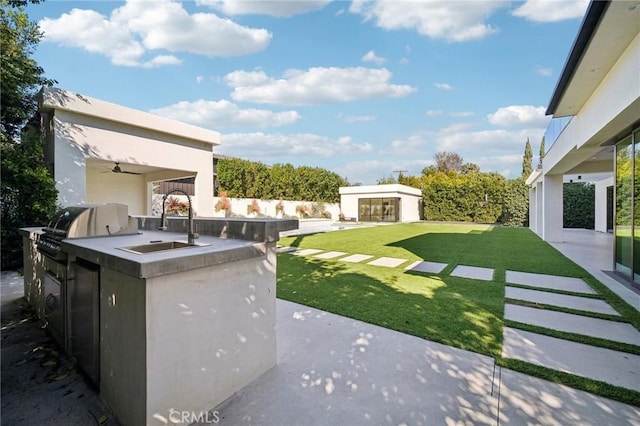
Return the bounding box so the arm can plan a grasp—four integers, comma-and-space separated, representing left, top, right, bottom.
277, 222, 640, 405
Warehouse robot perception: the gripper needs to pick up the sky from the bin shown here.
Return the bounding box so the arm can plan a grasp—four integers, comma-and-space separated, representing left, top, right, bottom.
26, 0, 590, 185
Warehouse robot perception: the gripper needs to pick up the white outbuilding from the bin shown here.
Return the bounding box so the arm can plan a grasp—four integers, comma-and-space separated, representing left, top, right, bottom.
39, 87, 220, 216
339, 184, 422, 222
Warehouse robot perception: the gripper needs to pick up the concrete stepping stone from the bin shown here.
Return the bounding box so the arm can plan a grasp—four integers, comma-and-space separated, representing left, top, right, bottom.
339, 254, 373, 263
504, 304, 640, 345
505, 286, 620, 316
292, 248, 324, 256
450, 265, 494, 281
276, 246, 297, 253
506, 270, 596, 294
503, 327, 640, 392
405, 260, 447, 274
367, 257, 407, 268
313, 251, 347, 259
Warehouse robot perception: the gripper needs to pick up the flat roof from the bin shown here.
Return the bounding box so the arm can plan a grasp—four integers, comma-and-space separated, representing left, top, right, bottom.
40, 87, 221, 146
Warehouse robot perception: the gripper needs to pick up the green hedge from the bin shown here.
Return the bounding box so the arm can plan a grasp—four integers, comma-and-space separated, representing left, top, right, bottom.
563, 182, 595, 229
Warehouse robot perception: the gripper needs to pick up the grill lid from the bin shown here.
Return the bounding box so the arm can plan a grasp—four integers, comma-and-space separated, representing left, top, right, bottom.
42, 203, 138, 239
43, 206, 90, 236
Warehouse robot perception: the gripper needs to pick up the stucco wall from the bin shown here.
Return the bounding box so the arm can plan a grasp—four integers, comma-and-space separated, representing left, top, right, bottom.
145, 244, 277, 424
544, 32, 640, 175
339, 185, 422, 222
42, 88, 218, 216
86, 167, 147, 215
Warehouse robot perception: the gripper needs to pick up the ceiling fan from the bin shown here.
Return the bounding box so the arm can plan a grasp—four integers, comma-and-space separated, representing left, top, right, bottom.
106, 162, 141, 175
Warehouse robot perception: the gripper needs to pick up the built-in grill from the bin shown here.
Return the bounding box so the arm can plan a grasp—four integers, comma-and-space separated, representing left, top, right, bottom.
37, 203, 138, 385
37, 203, 139, 260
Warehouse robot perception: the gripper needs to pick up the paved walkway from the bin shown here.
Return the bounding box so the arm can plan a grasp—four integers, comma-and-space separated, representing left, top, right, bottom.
281, 244, 640, 396
502, 269, 640, 394
212, 300, 639, 425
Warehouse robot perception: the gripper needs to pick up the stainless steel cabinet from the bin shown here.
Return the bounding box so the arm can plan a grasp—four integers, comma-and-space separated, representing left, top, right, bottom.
68, 260, 100, 384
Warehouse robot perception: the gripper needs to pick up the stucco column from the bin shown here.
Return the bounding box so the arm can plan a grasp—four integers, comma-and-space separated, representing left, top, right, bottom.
535, 182, 544, 238
528, 186, 537, 234
542, 175, 563, 242
194, 172, 214, 217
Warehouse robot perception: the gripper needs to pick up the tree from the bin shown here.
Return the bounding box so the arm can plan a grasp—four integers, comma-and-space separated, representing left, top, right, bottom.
539, 136, 546, 167
377, 175, 396, 185
1, 0, 55, 140
460, 163, 480, 175
522, 138, 533, 177
1, 0, 58, 269
433, 151, 464, 173
2, 127, 58, 268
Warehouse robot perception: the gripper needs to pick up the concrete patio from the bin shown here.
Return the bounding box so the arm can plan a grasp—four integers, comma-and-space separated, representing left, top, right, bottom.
2, 228, 639, 425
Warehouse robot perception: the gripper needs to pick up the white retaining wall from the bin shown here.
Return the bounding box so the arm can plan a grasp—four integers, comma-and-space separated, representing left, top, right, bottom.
153, 194, 340, 219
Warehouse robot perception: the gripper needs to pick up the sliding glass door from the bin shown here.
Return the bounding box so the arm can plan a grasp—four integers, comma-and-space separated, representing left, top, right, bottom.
615, 128, 640, 287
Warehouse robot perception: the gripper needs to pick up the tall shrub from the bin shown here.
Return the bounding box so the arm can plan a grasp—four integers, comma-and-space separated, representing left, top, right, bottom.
563, 182, 595, 229
422, 171, 505, 222
502, 178, 529, 227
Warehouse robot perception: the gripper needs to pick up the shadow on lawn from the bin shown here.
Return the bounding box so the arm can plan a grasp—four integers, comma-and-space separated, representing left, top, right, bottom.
387, 225, 587, 278
277, 254, 504, 358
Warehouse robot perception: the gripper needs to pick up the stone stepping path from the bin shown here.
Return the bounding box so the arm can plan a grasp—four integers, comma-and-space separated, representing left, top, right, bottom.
503, 327, 640, 393
313, 251, 347, 259
405, 260, 447, 274
506, 270, 596, 294
505, 286, 620, 316
276, 246, 297, 253
367, 257, 407, 268
292, 248, 324, 256
339, 254, 374, 263
504, 304, 640, 346
451, 265, 494, 281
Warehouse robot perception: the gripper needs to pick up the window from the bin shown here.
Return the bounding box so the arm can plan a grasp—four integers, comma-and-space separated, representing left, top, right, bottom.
358, 198, 400, 222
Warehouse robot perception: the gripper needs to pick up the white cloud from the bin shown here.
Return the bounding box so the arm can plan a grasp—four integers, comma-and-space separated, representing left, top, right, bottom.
350, 0, 507, 42
399, 57, 410, 65
197, 0, 331, 17
217, 132, 372, 161
512, 0, 589, 22
389, 133, 428, 153
535, 66, 553, 77
451, 111, 475, 117
426, 110, 443, 117
472, 154, 523, 176
333, 159, 431, 185
39, 0, 271, 67
338, 114, 376, 123
196, 76, 204, 84
436, 127, 545, 154
435, 82, 453, 91
225, 67, 416, 105
487, 105, 549, 128
362, 50, 386, 65
150, 99, 300, 128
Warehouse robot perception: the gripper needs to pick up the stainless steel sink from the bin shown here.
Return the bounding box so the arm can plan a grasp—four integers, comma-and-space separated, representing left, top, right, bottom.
119, 241, 208, 254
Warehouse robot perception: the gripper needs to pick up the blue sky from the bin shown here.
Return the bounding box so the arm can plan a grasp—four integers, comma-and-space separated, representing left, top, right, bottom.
27, 0, 589, 184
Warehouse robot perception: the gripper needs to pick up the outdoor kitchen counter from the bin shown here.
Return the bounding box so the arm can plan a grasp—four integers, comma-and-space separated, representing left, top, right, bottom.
59, 230, 266, 279
20, 216, 298, 426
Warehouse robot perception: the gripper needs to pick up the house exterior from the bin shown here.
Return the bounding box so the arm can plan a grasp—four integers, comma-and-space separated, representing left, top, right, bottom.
339, 184, 422, 222
527, 1, 639, 288
39, 87, 220, 216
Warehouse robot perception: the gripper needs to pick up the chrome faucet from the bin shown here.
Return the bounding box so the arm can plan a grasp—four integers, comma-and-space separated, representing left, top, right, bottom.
159, 189, 199, 245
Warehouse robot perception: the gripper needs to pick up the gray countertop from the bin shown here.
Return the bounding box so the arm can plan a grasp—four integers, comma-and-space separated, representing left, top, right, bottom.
22, 228, 267, 279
